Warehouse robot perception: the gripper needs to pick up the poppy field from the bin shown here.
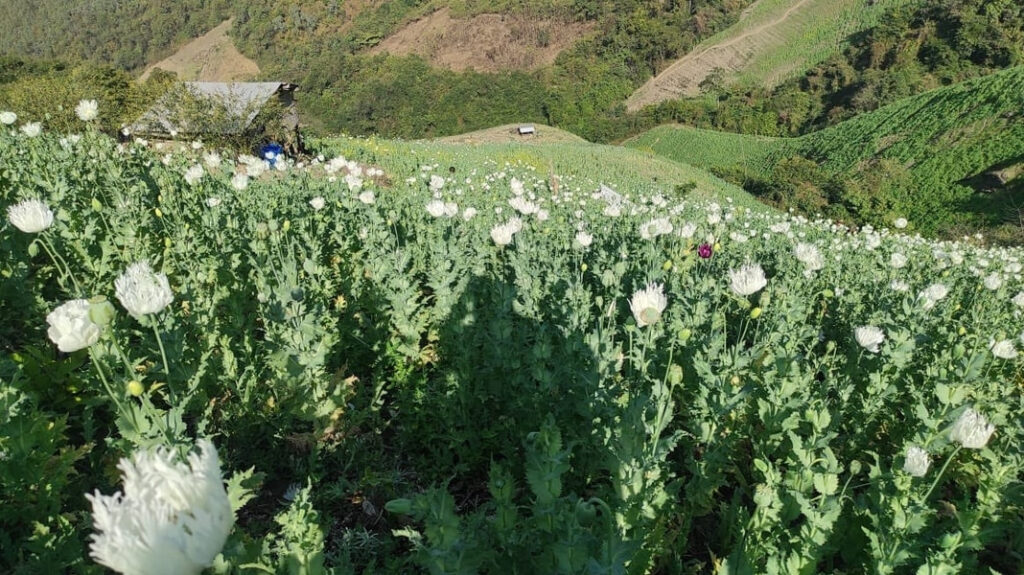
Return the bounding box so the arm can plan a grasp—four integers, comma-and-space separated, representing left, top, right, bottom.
1, 113, 1022, 574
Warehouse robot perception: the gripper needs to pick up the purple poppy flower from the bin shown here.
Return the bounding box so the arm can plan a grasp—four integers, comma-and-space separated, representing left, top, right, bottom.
698, 243, 713, 259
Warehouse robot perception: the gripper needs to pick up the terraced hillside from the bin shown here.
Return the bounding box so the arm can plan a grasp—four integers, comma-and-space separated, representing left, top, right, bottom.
626, 0, 913, 111
627, 66, 1024, 236
624, 125, 786, 182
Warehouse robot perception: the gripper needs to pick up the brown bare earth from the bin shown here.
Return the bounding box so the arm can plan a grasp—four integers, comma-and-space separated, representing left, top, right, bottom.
626, 0, 811, 111
434, 124, 587, 145
140, 19, 260, 82
369, 7, 593, 72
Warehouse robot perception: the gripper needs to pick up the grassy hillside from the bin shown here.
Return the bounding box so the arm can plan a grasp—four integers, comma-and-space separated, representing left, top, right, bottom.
626, 0, 914, 110
312, 132, 764, 211
797, 67, 1024, 175
627, 66, 1024, 238
624, 125, 785, 181
2, 0, 1018, 149
628, 0, 1023, 142
724, 0, 918, 89
3, 0, 1020, 146
432, 123, 588, 145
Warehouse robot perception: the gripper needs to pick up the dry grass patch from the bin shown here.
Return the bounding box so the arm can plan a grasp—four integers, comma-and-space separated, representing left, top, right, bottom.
369, 7, 593, 72
141, 19, 259, 82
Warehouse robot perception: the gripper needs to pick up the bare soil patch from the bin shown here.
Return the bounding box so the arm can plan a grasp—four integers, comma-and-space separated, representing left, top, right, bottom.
141, 19, 260, 82
369, 7, 593, 72
626, 0, 811, 111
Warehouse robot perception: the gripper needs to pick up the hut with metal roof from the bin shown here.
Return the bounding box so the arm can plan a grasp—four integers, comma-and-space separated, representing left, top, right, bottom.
130, 82, 299, 151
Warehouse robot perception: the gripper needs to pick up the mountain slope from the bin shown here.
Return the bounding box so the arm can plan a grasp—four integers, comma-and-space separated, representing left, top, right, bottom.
0, 1, 753, 141
626, 0, 911, 111
0, 1, 236, 71
627, 66, 1024, 236
367, 7, 595, 72
140, 19, 259, 82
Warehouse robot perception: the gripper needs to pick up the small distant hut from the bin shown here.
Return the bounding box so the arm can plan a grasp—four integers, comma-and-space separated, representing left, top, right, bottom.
517, 124, 536, 136
129, 82, 300, 153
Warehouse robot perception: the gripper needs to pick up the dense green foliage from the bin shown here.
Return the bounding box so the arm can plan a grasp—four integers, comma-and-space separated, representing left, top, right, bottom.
0, 2, 1022, 568
628, 66, 1024, 241
1, 125, 1022, 573
626, 126, 784, 181
635, 0, 1024, 137
293, 56, 550, 138
0, 1, 238, 71
0, 58, 173, 135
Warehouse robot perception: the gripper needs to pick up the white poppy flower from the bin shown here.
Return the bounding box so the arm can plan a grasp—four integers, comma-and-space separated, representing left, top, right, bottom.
629, 283, 667, 327
729, 263, 768, 297
86, 439, 234, 575
949, 408, 995, 449
7, 199, 54, 233
47, 299, 102, 352
115, 261, 174, 316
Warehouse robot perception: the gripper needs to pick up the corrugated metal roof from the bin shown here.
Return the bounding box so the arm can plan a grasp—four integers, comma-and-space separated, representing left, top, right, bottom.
130, 82, 296, 137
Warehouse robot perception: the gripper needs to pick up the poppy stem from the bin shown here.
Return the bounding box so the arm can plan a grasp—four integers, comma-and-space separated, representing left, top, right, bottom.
151, 317, 174, 404
922, 445, 961, 504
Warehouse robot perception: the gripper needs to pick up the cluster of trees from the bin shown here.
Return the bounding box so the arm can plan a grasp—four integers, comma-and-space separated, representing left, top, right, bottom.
0, 58, 173, 135
295, 55, 549, 138
0, 1, 237, 71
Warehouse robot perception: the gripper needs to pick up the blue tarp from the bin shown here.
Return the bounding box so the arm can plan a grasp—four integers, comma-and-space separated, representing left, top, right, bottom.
261, 142, 284, 166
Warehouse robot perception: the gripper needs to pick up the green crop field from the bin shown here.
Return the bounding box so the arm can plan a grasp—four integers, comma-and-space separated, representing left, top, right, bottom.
624, 125, 788, 182
628, 66, 1024, 235
627, 0, 918, 109
797, 67, 1024, 199
724, 0, 918, 89
0, 110, 1022, 573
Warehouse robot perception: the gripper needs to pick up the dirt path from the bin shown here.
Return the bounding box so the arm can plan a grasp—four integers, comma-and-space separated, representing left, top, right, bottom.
625, 0, 811, 111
